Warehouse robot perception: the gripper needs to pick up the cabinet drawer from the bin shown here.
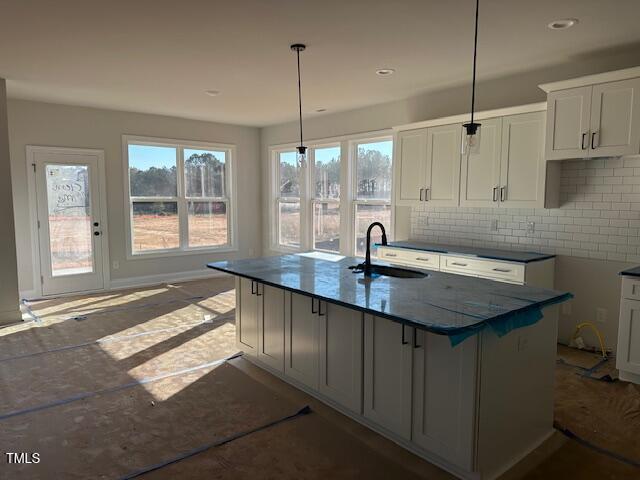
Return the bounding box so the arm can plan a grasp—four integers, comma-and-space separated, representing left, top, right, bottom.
441, 255, 525, 283
622, 277, 640, 301
377, 248, 440, 271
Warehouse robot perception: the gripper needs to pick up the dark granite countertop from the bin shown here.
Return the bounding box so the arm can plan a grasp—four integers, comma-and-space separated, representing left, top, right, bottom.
620, 266, 640, 277
379, 241, 555, 263
207, 254, 571, 339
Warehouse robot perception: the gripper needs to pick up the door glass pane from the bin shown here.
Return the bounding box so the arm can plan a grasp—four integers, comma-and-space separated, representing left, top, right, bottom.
314, 146, 340, 199
313, 202, 340, 253
188, 201, 228, 247
128, 144, 177, 196
356, 140, 393, 200
279, 151, 300, 197
355, 204, 391, 256
278, 201, 300, 247
132, 202, 179, 252
184, 148, 226, 198
46, 164, 93, 276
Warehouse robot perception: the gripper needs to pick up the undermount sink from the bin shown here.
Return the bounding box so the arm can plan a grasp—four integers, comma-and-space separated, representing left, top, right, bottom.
349, 263, 427, 279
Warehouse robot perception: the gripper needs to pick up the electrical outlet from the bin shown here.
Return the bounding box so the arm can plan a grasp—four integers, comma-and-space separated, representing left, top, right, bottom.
490, 219, 498, 231
112, 260, 119, 270
596, 308, 608, 324
527, 221, 535, 234
561, 301, 572, 315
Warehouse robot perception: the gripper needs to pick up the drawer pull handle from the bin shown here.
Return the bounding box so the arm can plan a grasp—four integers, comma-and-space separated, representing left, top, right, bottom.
492, 268, 512, 273
452, 262, 468, 267
386, 253, 397, 257
415, 257, 430, 261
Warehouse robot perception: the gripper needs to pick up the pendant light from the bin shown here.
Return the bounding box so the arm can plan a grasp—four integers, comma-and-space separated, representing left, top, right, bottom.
291, 43, 307, 166
463, 0, 481, 154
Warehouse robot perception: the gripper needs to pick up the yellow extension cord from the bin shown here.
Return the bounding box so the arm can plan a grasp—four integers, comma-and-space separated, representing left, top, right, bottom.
572, 322, 608, 359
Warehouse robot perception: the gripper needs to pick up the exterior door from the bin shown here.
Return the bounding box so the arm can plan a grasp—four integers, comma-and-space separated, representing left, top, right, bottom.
590, 78, 640, 157
545, 86, 592, 160
32, 147, 105, 295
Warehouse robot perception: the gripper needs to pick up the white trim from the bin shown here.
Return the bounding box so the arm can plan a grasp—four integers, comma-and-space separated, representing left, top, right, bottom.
269, 128, 393, 150
392, 103, 546, 132
109, 268, 228, 291
122, 134, 238, 260
25, 145, 110, 298
539, 66, 640, 93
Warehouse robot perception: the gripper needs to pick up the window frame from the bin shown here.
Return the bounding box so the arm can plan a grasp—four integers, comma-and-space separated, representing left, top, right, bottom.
123, 135, 237, 259
269, 130, 393, 257
310, 143, 342, 253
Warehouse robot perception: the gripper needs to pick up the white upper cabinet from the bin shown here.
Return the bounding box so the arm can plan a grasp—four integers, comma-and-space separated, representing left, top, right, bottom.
500, 111, 546, 208
590, 78, 640, 157
460, 117, 502, 208
395, 124, 461, 207
545, 86, 592, 160
542, 70, 640, 160
396, 129, 427, 203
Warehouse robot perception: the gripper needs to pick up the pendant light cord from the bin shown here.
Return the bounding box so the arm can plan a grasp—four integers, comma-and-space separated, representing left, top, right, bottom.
296, 48, 304, 149
469, 0, 479, 125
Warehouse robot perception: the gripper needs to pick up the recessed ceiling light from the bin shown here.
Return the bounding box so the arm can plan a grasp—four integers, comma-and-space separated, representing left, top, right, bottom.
547, 18, 578, 30
376, 68, 395, 77
315, 108, 327, 113
204, 90, 220, 97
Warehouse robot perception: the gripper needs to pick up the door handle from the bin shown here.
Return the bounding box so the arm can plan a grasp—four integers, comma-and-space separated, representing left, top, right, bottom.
452, 262, 468, 267
500, 186, 506, 202
256, 283, 262, 296
492, 186, 498, 202
492, 268, 512, 273
401, 324, 408, 345
424, 188, 430, 201
251, 281, 256, 295
591, 131, 599, 149
581, 132, 588, 150
311, 297, 318, 314
419, 188, 424, 201
413, 327, 421, 349
318, 300, 325, 316
415, 257, 430, 262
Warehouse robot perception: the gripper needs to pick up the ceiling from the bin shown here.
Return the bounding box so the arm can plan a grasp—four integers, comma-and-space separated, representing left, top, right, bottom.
1, 0, 640, 127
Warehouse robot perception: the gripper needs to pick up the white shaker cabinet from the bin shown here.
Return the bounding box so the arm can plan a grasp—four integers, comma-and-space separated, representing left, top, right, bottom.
617, 275, 640, 385
543, 75, 640, 160
499, 111, 546, 209
395, 123, 461, 207
235, 277, 259, 357
318, 302, 363, 413
284, 293, 320, 390
412, 330, 478, 470
459, 117, 502, 208
257, 284, 286, 372
363, 315, 413, 440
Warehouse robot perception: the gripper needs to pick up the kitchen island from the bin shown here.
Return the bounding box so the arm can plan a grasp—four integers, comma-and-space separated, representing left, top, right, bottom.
207, 254, 571, 480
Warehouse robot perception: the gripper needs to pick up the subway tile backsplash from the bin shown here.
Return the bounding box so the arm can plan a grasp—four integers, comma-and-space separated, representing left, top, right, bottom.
410, 156, 640, 262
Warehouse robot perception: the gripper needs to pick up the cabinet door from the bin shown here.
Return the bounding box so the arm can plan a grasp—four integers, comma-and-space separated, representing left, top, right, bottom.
499, 111, 546, 209
395, 129, 427, 205
412, 331, 478, 469
318, 302, 363, 413
460, 118, 502, 207
424, 123, 462, 206
590, 78, 640, 157
617, 299, 640, 375
236, 277, 258, 357
285, 293, 319, 390
363, 315, 412, 439
257, 284, 285, 371
545, 86, 591, 160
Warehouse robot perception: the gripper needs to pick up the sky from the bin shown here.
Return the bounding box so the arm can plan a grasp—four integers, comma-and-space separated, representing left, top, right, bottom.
128, 145, 225, 170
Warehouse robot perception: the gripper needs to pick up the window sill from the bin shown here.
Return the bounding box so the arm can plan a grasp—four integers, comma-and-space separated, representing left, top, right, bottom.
126, 246, 239, 261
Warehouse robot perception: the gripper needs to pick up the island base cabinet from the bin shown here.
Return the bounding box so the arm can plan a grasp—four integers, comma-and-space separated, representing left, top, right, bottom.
363, 315, 413, 440
412, 331, 477, 471
285, 293, 320, 390
257, 285, 285, 372
235, 277, 259, 357
318, 303, 363, 414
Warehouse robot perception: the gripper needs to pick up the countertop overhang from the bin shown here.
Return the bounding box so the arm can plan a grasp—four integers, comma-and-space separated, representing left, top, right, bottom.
208, 254, 571, 343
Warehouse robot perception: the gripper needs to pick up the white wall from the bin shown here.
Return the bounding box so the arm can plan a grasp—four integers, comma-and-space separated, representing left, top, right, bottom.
8, 100, 262, 295
0, 80, 20, 324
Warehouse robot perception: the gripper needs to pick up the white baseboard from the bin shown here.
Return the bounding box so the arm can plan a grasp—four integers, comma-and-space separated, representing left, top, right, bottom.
19, 290, 38, 301
109, 268, 229, 291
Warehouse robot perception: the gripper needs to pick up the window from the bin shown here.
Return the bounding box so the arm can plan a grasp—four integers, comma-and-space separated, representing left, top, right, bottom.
271, 132, 393, 256
312, 145, 340, 253
125, 137, 235, 256
353, 140, 393, 256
